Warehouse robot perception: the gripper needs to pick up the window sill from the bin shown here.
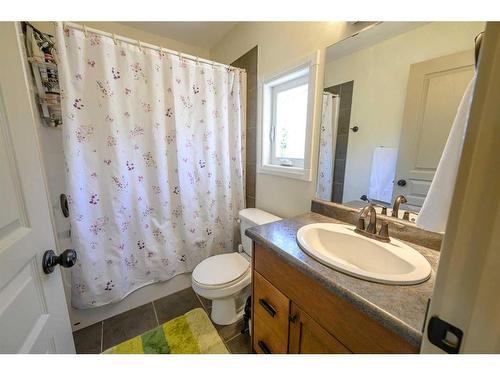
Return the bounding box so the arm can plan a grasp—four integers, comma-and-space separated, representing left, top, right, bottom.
258, 163, 312, 182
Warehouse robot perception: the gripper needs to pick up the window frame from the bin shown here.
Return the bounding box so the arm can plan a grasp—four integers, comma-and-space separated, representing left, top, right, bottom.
258, 51, 321, 181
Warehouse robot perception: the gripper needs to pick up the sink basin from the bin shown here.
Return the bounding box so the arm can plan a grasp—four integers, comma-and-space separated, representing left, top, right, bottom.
296, 223, 431, 285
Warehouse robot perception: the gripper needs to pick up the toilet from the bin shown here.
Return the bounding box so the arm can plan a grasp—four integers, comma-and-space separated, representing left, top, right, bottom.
192, 208, 281, 325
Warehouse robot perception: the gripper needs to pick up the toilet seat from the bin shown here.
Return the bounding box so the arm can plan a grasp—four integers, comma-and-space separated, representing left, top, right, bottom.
192, 268, 250, 290
192, 252, 251, 304
192, 252, 250, 288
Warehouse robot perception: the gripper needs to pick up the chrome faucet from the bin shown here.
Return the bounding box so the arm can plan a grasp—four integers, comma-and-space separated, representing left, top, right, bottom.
391, 195, 408, 218
355, 204, 390, 243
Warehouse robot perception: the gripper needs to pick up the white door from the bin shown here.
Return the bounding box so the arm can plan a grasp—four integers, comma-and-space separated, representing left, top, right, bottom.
421, 22, 500, 353
393, 50, 474, 210
0, 22, 74, 353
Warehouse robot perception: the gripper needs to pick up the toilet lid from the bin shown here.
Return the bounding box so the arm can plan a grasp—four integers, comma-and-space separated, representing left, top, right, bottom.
192, 253, 250, 286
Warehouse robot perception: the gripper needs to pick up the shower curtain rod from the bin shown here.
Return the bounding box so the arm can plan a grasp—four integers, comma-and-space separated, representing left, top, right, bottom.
60, 22, 245, 73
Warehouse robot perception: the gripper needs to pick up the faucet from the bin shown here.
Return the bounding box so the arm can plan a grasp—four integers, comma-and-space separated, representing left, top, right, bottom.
391, 195, 408, 218
355, 204, 390, 243
358, 205, 377, 234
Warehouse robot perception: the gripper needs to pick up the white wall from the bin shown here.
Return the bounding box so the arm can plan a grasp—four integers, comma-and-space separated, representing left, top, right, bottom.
323, 22, 485, 203
210, 22, 374, 218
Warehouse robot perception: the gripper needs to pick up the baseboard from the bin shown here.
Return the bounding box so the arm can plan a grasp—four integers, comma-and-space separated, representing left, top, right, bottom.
70, 273, 192, 331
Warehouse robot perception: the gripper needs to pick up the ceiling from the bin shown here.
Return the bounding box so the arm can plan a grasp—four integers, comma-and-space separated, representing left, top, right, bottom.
119, 22, 238, 50
325, 22, 427, 62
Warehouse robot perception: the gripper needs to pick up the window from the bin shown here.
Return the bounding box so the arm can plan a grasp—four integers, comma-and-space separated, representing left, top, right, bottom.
271, 75, 309, 168
259, 52, 319, 181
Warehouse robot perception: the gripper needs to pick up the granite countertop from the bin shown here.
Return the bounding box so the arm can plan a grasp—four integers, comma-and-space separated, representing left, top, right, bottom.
245, 212, 440, 348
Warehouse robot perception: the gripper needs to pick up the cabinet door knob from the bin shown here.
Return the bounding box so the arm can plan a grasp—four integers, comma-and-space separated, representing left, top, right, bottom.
289, 314, 298, 323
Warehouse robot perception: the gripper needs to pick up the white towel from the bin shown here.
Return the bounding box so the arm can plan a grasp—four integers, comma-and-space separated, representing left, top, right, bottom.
367, 147, 398, 204
417, 77, 476, 233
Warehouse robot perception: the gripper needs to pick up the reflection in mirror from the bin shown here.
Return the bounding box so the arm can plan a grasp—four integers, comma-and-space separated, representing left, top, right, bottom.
316, 21, 485, 224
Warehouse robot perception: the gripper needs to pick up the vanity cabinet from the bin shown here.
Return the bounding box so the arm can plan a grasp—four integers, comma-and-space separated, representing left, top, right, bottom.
251, 243, 418, 354
288, 303, 351, 354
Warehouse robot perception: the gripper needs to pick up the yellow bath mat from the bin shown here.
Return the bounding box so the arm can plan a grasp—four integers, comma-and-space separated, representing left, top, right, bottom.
103, 308, 229, 354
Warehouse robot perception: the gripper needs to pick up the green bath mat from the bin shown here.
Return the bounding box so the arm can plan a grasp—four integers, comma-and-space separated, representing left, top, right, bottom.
103, 308, 228, 354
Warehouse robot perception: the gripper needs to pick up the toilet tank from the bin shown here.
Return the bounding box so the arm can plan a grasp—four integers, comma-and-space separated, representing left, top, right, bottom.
239, 208, 281, 257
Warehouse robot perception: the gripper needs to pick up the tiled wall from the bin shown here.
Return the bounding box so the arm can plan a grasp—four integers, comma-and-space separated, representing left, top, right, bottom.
231, 46, 258, 208
324, 81, 354, 203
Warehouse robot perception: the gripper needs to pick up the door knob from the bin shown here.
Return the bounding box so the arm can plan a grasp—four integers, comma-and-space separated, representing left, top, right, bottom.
42, 249, 77, 274
397, 179, 407, 187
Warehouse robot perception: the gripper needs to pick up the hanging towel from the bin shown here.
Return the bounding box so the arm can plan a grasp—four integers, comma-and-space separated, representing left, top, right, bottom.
367, 147, 398, 204
417, 77, 476, 233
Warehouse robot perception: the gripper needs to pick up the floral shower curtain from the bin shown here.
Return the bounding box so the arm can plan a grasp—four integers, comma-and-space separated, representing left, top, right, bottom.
56, 24, 245, 309
316, 93, 338, 201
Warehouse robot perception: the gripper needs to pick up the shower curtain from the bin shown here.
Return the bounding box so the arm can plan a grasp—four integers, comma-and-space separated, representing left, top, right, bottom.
316, 93, 338, 201
56, 24, 245, 308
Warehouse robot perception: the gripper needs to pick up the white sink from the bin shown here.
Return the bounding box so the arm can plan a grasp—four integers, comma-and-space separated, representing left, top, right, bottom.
296, 223, 431, 285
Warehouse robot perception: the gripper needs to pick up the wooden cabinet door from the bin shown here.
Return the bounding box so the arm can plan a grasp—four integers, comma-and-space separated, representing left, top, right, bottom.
289, 302, 351, 354
252, 271, 290, 353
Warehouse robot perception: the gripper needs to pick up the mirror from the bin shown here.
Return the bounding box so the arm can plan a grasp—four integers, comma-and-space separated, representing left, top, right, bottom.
316, 21, 485, 222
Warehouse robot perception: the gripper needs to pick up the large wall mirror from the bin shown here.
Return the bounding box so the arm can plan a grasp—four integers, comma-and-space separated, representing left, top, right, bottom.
316, 21, 485, 221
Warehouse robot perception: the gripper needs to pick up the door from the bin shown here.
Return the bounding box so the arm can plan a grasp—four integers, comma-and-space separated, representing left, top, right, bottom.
393, 50, 474, 210
288, 302, 351, 354
252, 272, 289, 354
0, 22, 74, 353
421, 22, 500, 354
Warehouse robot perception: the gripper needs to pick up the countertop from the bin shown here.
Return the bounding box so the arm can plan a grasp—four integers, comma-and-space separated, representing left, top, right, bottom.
245, 212, 440, 348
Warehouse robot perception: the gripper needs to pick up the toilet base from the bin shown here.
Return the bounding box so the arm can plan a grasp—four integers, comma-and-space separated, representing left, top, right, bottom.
211, 297, 243, 326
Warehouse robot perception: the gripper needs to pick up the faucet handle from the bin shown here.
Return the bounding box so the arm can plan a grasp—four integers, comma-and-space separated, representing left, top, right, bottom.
378, 221, 390, 242
356, 217, 365, 231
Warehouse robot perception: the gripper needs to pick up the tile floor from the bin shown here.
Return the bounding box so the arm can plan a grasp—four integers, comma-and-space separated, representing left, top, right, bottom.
72, 287, 252, 354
